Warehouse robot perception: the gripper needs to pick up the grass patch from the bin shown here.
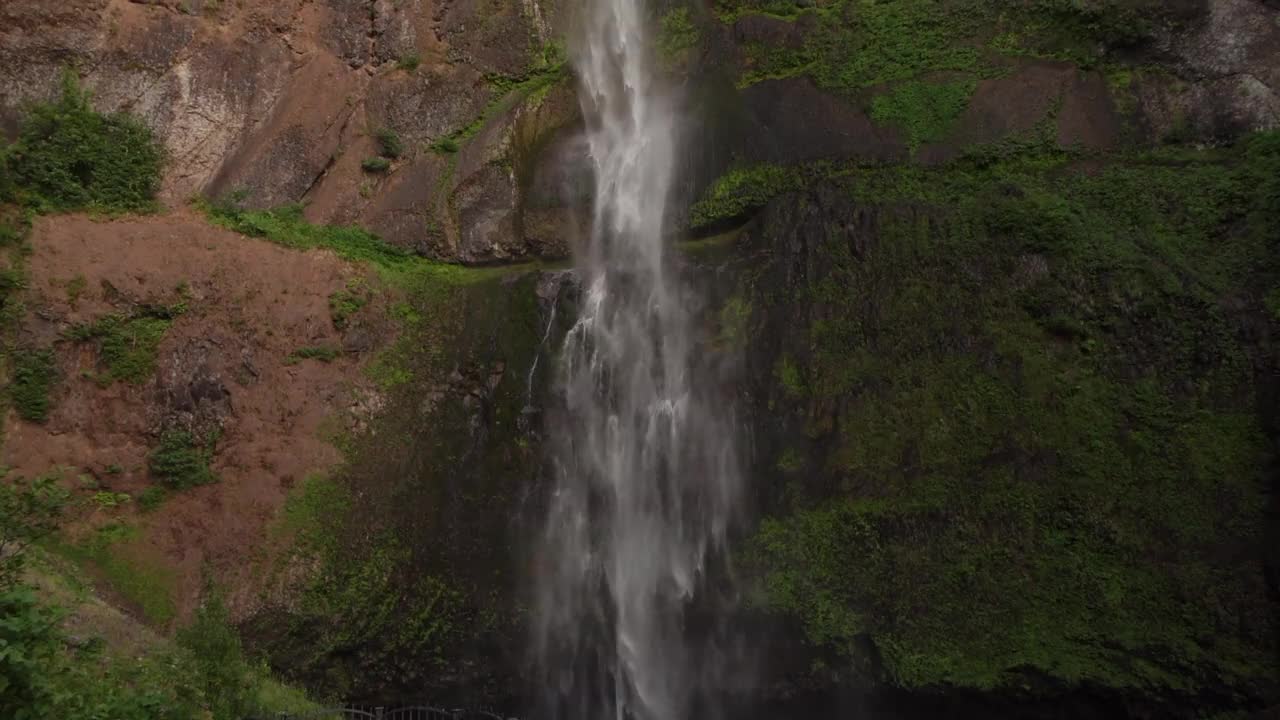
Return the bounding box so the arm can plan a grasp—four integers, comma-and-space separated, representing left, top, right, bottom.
148, 430, 218, 490
55, 523, 176, 625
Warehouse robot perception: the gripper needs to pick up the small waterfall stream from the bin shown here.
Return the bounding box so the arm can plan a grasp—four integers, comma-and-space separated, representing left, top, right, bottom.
532, 2, 743, 719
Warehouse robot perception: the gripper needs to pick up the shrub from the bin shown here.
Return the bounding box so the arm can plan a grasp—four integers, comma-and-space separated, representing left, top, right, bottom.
69, 313, 173, 384
429, 137, 460, 154
10, 348, 56, 422
5, 70, 163, 213
286, 346, 340, 364
177, 594, 255, 720
0, 473, 68, 589
374, 127, 404, 159
148, 430, 218, 490
361, 156, 391, 173
396, 53, 421, 72
136, 486, 166, 512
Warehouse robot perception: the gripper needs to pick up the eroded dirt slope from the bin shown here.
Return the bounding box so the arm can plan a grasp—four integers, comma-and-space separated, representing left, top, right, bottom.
4, 211, 391, 624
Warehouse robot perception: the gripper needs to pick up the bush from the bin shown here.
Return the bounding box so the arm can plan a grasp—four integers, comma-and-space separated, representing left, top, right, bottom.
0, 473, 69, 589
148, 430, 218, 489
177, 595, 255, 720
5, 70, 163, 213
361, 156, 391, 173
9, 348, 56, 422
396, 53, 421, 72
374, 127, 404, 159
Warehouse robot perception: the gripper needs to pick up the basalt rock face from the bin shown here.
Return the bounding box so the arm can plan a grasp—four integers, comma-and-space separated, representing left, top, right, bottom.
0, 0, 583, 264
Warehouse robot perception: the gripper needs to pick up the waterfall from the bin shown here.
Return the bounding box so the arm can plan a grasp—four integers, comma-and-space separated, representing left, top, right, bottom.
532, 2, 742, 719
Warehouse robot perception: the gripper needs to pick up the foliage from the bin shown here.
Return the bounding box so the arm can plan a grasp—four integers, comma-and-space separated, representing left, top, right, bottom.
329, 279, 369, 330
201, 202, 415, 272
0, 473, 69, 589
689, 163, 802, 229
286, 346, 341, 364
136, 487, 166, 512
744, 136, 1280, 699
10, 348, 56, 422
656, 8, 700, 71
870, 79, 978, 150
374, 128, 404, 160
177, 594, 255, 720
396, 54, 421, 72
148, 430, 218, 490
66, 296, 185, 386
4, 70, 162, 213
361, 156, 391, 173
54, 523, 177, 626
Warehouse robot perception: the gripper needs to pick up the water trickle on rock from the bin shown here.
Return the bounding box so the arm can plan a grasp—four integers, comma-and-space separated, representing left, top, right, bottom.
532, 2, 744, 719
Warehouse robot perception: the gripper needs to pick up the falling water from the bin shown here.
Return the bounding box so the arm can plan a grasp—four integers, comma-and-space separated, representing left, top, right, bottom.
532, 1, 742, 719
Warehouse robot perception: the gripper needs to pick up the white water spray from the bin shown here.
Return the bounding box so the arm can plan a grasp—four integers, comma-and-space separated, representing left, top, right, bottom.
533, 2, 742, 719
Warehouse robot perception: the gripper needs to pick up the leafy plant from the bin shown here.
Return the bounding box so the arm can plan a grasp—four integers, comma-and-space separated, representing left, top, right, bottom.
396, 53, 421, 72
0, 473, 69, 589
4, 70, 162, 213
148, 430, 218, 490
286, 346, 341, 364
361, 156, 391, 173
10, 348, 56, 422
374, 128, 404, 159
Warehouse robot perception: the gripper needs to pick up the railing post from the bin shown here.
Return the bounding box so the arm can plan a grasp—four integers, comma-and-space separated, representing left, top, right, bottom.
376, 707, 385, 720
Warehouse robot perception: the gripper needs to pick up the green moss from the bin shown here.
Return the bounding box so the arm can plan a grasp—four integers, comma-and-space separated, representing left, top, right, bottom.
657, 7, 700, 71
10, 348, 56, 422
745, 135, 1280, 699
4, 70, 162, 214
730, 0, 1186, 92
690, 163, 804, 230
148, 430, 218, 490
429, 41, 567, 154
870, 79, 977, 151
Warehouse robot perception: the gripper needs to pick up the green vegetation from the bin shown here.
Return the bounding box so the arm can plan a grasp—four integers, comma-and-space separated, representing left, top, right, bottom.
396, 53, 421, 72
745, 133, 1280, 699
361, 156, 391, 173
55, 523, 177, 626
3, 70, 162, 213
136, 487, 166, 512
375, 128, 404, 160
689, 163, 803, 230
329, 278, 370, 329
869, 79, 978, 151
67, 306, 181, 385
0, 472, 69, 588
148, 430, 218, 490
10, 348, 56, 422
429, 41, 567, 155
656, 7, 700, 71
286, 346, 341, 364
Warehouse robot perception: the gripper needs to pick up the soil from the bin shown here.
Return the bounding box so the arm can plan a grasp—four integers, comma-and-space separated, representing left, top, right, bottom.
3, 210, 391, 626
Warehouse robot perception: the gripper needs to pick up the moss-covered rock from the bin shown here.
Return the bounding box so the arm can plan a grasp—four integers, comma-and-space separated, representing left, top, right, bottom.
731, 134, 1280, 714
